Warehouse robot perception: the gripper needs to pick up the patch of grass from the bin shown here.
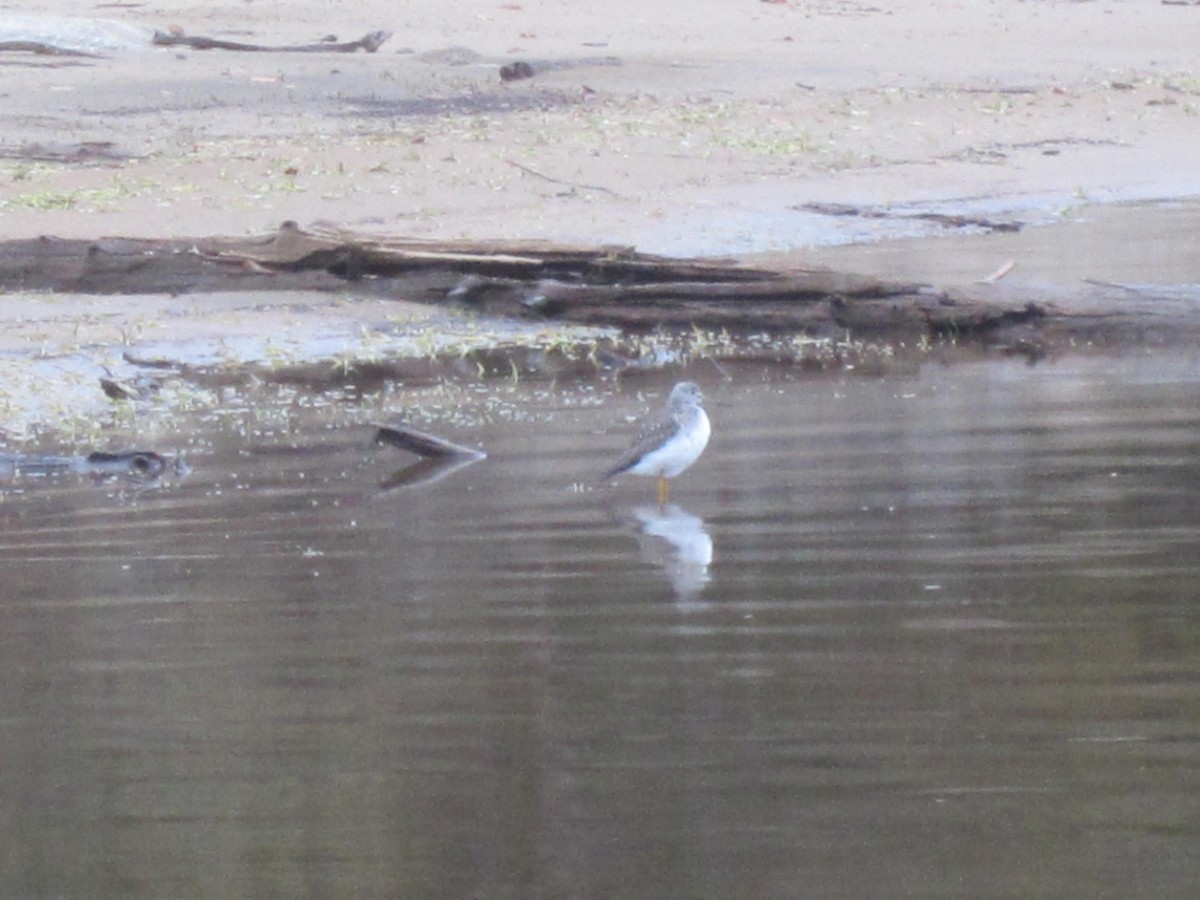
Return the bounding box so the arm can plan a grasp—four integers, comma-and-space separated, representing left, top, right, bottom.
6, 189, 81, 211
713, 129, 819, 157
1, 175, 163, 213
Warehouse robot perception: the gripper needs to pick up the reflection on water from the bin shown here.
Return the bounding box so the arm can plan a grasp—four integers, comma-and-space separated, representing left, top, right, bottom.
2, 353, 1200, 898
616, 503, 713, 601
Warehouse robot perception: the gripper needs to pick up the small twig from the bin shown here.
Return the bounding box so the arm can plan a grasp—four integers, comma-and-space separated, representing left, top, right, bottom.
977, 259, 1017, 284
1082, 278, 1151, 294
504, 159, 618, 196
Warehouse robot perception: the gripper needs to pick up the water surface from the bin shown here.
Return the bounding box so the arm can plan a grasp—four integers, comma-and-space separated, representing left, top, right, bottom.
2, 353, 1198, 899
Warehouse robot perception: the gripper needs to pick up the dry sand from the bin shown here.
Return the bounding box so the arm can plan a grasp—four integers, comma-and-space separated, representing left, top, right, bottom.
4, 0, 1199, 249
1, 1, 1198, 436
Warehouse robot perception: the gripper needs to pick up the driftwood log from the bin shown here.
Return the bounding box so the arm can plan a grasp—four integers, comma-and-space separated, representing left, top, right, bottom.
0, 21, 391, 57
1, 223, 1195, 344
0, 141, 133, 165
374, 423, 486, 460
373, 423, 486, 491
793, 202, 1022, 234
151, 30, 392, 54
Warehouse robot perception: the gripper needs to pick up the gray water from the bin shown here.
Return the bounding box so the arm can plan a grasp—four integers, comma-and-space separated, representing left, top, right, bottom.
2, 353, 1199, 899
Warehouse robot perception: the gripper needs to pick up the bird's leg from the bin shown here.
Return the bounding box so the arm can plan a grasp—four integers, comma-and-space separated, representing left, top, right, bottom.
657, 476, 669, 507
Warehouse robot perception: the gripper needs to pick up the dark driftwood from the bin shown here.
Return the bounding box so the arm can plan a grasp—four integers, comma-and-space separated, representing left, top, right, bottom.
795, 202, 1022, 234
0, 40, 97, 57
2, 223, 1196, 344
374, 424, 486, 460
373, 423, 486, 490
151, 30, 391, 53
0, 449, 168, 480
0, 141, 133, 164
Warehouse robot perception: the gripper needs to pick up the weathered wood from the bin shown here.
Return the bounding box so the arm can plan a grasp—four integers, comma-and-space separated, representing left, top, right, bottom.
0, 140, 134, 164
0, 449, 169, 480
794, 201, 1022, 234
0, 39, 97, 57
1, 223, 1196, 343
373, 424, 486, 460
373, 423, 486, 491
216, 221, 768, 283
151, 29, 391, 54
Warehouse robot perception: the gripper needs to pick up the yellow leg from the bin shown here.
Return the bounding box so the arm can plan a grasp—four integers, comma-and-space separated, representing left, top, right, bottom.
657, 476, 669, 507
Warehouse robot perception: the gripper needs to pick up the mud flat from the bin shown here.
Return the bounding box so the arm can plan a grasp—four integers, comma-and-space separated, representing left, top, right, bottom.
1, 2, 1198, 437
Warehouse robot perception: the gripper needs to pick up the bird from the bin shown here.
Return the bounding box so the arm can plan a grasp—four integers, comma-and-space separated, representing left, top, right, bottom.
602, 382, 711, 505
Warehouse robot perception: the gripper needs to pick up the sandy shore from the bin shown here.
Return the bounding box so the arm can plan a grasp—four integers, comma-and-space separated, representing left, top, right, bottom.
3, 0, 1198, 251
1, 1, 1198, 438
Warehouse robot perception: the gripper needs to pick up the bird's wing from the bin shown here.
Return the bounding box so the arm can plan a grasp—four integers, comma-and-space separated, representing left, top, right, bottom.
603, 412, 680, 478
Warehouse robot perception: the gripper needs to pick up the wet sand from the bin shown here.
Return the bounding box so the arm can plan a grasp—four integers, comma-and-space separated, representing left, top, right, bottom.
1, 1, 1199, 435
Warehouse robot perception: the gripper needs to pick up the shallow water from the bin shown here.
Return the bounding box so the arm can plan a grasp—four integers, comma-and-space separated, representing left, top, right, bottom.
2, 353, 1199, 899
803, 196, 1200, 286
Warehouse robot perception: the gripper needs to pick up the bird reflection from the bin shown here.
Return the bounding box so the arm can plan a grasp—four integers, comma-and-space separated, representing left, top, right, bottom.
619, 502, 713, 601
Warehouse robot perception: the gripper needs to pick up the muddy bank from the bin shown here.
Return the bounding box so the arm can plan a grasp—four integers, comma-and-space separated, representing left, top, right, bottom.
2, 221, 1197, 446
4, 217, 1199, 444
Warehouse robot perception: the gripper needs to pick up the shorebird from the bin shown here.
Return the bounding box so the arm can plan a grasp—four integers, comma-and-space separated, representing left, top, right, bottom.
603, 382, 711, 505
